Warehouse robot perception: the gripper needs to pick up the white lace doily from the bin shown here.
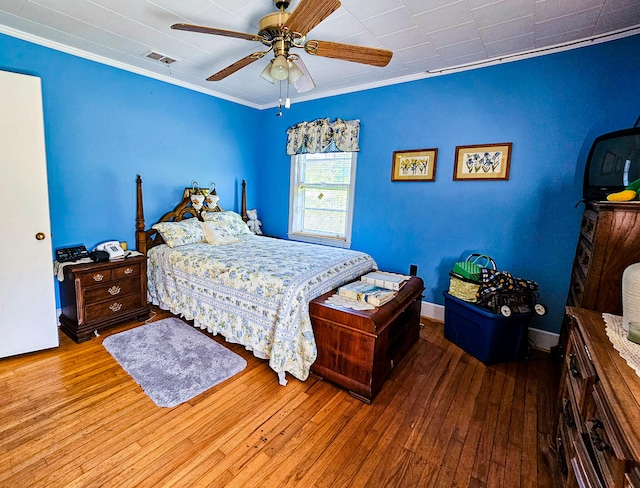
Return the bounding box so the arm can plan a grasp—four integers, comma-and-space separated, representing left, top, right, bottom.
603, 313, 640, 377
324, 293, 375, 311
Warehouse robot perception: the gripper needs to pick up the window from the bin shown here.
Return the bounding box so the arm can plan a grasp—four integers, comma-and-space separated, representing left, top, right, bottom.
288, 151, 358, 248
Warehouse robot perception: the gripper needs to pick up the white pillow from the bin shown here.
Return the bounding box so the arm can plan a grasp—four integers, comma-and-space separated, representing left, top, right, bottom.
201, 221, 240, 245
201, 211, 252, 236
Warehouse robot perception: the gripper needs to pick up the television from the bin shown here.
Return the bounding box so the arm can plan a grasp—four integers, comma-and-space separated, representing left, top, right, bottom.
584, 126, 640, 201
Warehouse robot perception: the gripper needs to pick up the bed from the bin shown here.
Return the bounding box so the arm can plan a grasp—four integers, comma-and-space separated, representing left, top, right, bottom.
135, 176, 377, 385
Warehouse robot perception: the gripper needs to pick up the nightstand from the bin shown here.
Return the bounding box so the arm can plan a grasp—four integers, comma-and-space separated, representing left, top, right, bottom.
59, 255, 150, 342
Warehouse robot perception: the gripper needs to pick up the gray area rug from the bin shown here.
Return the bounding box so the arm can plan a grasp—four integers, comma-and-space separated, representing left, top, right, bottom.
103, 317, 247, 408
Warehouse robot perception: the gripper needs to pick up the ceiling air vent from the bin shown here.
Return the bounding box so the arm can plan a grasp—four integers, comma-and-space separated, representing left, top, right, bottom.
144, 51, 178, 65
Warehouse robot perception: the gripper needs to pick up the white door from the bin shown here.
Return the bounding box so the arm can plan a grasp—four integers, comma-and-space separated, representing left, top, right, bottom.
0, 70, 59, 357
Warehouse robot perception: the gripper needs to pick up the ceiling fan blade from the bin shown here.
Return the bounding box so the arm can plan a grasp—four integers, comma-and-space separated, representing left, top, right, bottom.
207, 51, 269, 81
283, 0, 341, 37
171, 23, 263, 42
304, 40, 392, 67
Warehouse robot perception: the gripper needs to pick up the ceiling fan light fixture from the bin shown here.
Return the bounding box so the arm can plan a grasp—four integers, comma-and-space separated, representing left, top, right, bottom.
270, 54, 289, 80
260, 62, 276, 84
287, 59, 304, 83
291, 57, 315, 93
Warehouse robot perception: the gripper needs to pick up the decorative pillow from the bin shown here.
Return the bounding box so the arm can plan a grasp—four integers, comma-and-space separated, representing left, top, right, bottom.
201, 222, 240, 245
152, 218, 204, 248
202, 211, 252, 236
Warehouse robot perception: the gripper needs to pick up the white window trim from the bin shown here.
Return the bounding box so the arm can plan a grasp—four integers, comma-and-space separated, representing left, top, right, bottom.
287, 152, 358, 248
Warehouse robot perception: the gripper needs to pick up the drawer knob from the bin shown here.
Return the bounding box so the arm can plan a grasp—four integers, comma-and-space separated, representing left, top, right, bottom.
124, 267, 134, 275
109, 302, 122, 312
93, 273, 104, 282
589, 419, 610, 452
569, 354, 581, 378
108, 285, 121, 296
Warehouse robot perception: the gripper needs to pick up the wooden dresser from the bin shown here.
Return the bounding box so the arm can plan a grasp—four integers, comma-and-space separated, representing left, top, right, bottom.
59, 256, 150, 342
556, 307, 640, 487
309, 276, 424, 403
568, 202, 640, 315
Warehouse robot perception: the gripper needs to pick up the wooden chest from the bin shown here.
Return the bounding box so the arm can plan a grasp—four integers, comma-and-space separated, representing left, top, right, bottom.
59, 256, 150, 342
309, 276, 424, 403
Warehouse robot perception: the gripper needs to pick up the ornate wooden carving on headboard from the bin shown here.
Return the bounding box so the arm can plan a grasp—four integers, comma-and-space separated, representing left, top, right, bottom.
135, 175, 248, 254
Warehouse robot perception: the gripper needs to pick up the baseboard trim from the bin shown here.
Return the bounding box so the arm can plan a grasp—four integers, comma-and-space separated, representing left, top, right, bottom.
421, 301, 444, 322
528, 327, 560, 352
420, 300, 559, 351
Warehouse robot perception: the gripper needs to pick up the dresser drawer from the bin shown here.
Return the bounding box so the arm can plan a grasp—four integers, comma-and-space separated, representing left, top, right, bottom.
569, 265, 585, 307
557, 414, 572, 479
576, 238, 594, 278
581, 209, 598, 243
625, 467, 640, 488
84, 277, 140, 304
84, 293, 144, 323
563, 375, 586, 434
589, 383, 632, 487
566, 327, 597, 414
572, 433, 605, 488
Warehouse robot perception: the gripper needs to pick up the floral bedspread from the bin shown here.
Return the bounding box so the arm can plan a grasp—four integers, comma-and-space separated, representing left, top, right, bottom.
147, 235, 377, 385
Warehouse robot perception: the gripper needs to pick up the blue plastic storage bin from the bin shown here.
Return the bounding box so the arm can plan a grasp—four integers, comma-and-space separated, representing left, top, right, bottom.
443, 292, 531, 364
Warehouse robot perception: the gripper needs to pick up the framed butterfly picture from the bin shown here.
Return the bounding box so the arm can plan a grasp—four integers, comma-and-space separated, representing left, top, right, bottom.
453, 143, 512, 180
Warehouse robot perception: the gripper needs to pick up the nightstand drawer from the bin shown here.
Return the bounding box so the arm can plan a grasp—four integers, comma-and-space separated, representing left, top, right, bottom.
84, 293, 144, 323
115, 262, 141, 279
84, 277, 140, 303
79, 261, 141, 287
81, 268, 115, 286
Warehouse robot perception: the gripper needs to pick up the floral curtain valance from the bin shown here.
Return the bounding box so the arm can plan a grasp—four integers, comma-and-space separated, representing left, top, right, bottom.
286, 118, 360, 155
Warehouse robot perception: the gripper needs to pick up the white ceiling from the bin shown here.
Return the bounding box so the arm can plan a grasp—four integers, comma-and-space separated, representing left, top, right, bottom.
1, 0, 639, 109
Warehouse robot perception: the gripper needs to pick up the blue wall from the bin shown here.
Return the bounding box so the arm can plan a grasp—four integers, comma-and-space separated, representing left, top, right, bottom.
0, 33, 259, 250
0, 33, 259, 306
256, 35, 640, 333
1, 30, 639, 333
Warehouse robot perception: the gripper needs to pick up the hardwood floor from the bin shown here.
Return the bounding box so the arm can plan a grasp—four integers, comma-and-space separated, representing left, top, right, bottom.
0, 308, 559, 487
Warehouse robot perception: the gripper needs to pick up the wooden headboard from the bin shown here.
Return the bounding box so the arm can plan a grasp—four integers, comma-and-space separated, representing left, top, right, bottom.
135, 175, 248, 254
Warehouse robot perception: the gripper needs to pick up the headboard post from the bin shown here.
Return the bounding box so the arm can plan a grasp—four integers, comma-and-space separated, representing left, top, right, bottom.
136, 174, 147, 254
241, 179, 248, 222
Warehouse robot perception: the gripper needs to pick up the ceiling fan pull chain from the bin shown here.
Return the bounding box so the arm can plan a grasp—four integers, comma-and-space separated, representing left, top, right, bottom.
285, 80, 291, 109
277, 80, 284, 117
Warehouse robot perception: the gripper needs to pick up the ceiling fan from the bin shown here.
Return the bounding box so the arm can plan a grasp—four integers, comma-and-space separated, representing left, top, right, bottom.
171, 0, 393, 95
